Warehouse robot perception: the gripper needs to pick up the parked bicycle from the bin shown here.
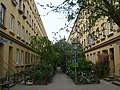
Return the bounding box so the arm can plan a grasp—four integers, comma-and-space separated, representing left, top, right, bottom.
77, 71, 99, 84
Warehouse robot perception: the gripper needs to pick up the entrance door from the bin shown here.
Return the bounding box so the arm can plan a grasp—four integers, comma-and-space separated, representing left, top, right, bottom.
0, 44, 4, 75
8, 46, 13, 74
109, 48, 115, 76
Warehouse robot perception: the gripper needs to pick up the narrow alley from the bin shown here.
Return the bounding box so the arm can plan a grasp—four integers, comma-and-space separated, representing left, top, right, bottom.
11, 67, 120, 90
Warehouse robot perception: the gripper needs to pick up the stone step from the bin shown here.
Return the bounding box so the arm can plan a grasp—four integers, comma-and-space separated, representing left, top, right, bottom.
116, 78, 120, 82
107, 76, 114, 79
112, 81, 120, 86
104, 77, 114, 82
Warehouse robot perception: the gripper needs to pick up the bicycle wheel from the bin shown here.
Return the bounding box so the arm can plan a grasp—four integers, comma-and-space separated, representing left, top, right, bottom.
78, 77, 85, 84
90, 75, 99, 84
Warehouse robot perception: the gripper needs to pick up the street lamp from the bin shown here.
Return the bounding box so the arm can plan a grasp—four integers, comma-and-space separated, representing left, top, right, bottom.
72, 38, 79, 84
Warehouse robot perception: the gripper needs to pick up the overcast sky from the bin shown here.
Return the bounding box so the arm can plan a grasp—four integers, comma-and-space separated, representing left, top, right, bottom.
35, 0, 74, 43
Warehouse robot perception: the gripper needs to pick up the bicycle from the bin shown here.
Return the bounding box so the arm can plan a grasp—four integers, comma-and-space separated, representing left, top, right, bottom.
77, 71, 99, 84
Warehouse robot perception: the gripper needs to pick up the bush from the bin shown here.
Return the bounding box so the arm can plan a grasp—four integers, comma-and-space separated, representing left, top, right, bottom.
78, 57, 93, 72
30, 65, 55, 85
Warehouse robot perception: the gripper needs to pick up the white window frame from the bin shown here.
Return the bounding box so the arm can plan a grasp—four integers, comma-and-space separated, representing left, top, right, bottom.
29, 33, 31, 43
20, 50, 23, 65
96, 28, 100, 39
26, 30, 28, 42
10, 14, 14, 32
21, 26, 24, 39
17, 21, 21, 36
23, 4, 25, 15
0, 4, 5, 25
101, 24, 105, 38
16, 49, 19, 64
108, 20, 113, 34
17, 0, 21, 10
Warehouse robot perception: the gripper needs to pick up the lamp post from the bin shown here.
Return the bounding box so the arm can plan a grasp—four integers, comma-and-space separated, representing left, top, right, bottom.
72, 38, 79, 84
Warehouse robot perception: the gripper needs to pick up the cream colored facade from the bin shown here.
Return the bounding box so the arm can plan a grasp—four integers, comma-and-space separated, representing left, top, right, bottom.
0, 0, 47, 76
68, 10, 120, 77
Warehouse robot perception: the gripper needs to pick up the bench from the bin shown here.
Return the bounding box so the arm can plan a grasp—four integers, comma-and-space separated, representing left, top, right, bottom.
0, 81, 15, 90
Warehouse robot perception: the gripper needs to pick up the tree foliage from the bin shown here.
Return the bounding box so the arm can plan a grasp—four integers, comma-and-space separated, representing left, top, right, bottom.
38, 0, 120, 27
30, 36, 55, 65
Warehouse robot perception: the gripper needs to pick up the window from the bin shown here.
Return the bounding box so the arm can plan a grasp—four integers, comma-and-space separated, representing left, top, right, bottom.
25, 52, 28, 64
30, 0, 32, 3
23, 4, 25, 15
18, 0, 21, 10
101, 24, 105, 38
16, 49, 19, 64
28, 53, 30, 64
29, 15, 31, 25
93, 53, 96, 64
26, 11, 29, 22
34, 23, 36, 30
108, 20, 113, 34
96, 28, 100, 39
32, 19, 33, 27
87, 35, 90, 44
21, 26, 24, 39
29, 33, 31, 43
26, 30, 28, 42
10, 14, 14, 32
0, 3, 5, 25
20, 50, 24, 65
17, 21, 21, 36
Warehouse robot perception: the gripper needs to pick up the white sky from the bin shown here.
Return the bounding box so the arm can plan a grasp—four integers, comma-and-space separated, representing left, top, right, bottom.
35, 0, 74, 43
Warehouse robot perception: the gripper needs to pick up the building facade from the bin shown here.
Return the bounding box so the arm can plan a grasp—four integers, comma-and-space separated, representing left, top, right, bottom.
68, 7, 120, 77
0, 0, 47, 76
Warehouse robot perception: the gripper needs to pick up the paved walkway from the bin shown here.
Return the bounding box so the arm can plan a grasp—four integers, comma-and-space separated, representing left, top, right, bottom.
11, 67, 120, 90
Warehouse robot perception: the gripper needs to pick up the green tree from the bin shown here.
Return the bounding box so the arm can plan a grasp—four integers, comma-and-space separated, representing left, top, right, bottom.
38, 0, 120, 27
53, 38, 72, 72
30, 36, 55, 65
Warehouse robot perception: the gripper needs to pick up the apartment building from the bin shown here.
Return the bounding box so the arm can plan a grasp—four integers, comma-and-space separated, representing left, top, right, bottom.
0, 0, 47, 76
68, 8, 120, 77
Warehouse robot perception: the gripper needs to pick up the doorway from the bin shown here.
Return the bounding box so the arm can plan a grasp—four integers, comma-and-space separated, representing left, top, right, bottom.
109, 48, 115, 76
8, 46, 13, 74
0, 44, 4, 75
